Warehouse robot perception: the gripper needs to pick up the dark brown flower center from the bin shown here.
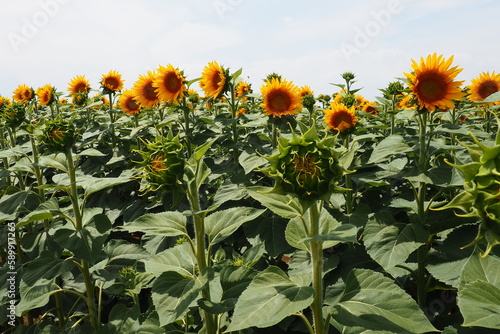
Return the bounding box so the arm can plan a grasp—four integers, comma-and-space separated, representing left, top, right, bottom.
477, 80, 499, 100
416, 71, 448, 103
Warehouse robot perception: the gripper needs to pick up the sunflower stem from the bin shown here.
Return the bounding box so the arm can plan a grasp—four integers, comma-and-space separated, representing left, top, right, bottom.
343, 135, 353, 215
309, 201, 326, 334
186, 167, 216, 334
64, 148, 98, 327
415, 109, 430, 310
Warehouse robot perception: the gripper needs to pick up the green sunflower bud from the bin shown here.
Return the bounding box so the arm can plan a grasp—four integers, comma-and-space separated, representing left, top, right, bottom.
302, 94, 316, 112
436, 124, 500, 256
135, 133, 185, 193
263, 123, 345, 200
42, 120, 77, 152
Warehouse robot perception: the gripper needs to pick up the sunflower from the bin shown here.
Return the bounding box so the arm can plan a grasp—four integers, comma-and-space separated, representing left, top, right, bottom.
298, 85, 314, 98
68, 75, 90, 95
36, 84, 56, 106
260, 78, 301, 118
12, 84, 34, 104
0, 96, 11, 110
133, 71, 160, 109
199, 61, 228, 98
323, 102, 358, 132
118, 90, 141, 116
397, 94, 416, 110
101, 70, 124, 93
404, 53, 464, 111
236, 81, 252, 102
467, 71, 500, 102
153, 64, 186, 104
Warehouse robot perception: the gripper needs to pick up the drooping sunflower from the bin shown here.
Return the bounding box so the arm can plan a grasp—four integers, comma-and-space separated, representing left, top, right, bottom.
323, 102, 358, 132
404, 53, 464, 111
133, 71, 161, 109
467, 71, 500, 102
101, 70, 124, 93
36, 84, 56, 106
199, 61, 228, 98
153, 64, 186, 104
67, 75, 91, 95
12, 84, 34, 104
118, 90, 141, 116
260, 78, 302, 118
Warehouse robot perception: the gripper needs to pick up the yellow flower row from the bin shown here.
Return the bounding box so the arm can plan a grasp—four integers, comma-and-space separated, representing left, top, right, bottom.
3, 55, 500, 133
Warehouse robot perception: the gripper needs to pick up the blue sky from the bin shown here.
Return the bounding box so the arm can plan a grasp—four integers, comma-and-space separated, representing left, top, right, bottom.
1, 0, 499, 100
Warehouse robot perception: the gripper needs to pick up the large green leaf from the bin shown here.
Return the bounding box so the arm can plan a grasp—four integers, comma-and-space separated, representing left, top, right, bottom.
368, 135, 412, 164
16, 198, 61, 228
80, 172, 134, 199
458, 250, 500, 329
330, 269, 437, 333
21, 251, 74, 286
238, 149, 268, 174
363, 211, 428, 271
121, 211, 188, 237
459, 280, 500, 329
205, 207, 265, 245
246, 186, 303, 219
16, 278, 60, 316
53, 213, 111, 264
226, 266, 314, 332
0, 190, 29, 222
143, 242, 196, 277
151, 268, 212, 327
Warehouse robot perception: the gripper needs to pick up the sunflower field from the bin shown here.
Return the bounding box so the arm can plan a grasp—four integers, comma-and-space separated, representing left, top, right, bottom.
1, 54, 500, 334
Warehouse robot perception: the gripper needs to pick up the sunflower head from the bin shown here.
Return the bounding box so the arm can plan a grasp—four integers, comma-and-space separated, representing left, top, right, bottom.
260, 78, 302, 118
199, 61, 230, 99
302, 94, 316, 112
467, 71, 500, 103
187, 89, 200, 105
135, 134, 185, 193
323, 102, 358, 133
72, 93, 88, 106
154, 64, 186, 104
118, 90, 141, 116
236, 81, 252, 102
101, 70, 124, 94
36, 84, 57, 106
435, 124, 500, 257
42, 119, 78, 152
0, 96, 11, 111
68, 75, 91, 95
2, 103, 26, 129
404, 53, 465, 112
133, 71, 161, 109
12, 84, 35, 104
262, 124, 344, 200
